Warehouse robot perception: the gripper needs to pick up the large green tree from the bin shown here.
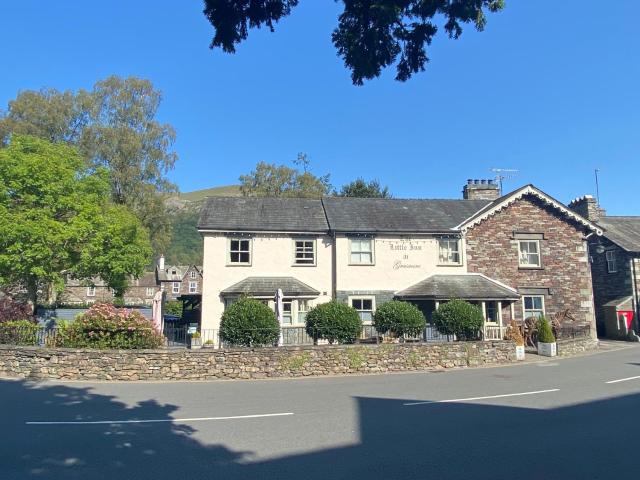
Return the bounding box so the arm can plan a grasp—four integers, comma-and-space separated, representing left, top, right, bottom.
203, 0, 505, 85
0, 76, 177, 254
337, 178, 391, 198
0, 136, 152, 308
239, 153, 331, 198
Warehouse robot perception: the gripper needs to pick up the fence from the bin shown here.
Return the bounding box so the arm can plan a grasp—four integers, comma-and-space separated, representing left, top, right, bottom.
0, 322, 592, 349
556, 323, 591, 339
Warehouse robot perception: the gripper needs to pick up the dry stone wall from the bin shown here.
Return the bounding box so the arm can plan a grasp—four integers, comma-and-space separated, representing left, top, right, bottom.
0, 342, 515, 381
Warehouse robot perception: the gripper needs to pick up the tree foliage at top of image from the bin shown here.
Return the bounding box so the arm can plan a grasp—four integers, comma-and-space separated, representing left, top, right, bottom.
0, 136, 152, 307
203, 0, 505, 85
239, 153, 332, 198
0, 76, 178, 255
337, 178, 391, 198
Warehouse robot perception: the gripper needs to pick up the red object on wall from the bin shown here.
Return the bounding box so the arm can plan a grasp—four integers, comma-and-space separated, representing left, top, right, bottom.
618, 311, 635, 330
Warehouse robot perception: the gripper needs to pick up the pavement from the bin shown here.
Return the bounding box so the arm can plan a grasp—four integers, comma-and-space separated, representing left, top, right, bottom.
1, 342, 640, 480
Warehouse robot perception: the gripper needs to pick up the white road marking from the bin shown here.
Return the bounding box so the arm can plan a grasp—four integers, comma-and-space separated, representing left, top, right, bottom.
26, 412, 294, 425
403, 389, 560, 406
605, 375, 640, 384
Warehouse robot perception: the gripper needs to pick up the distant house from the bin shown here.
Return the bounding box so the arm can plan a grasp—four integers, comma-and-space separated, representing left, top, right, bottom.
59, 272, 159, 306
155, 256, 203, 301
568, 195, 640, 338
197, 181, 601, 341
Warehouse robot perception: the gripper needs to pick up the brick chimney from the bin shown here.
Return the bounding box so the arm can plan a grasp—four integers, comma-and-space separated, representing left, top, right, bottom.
462, 179, 500, 201
568, 195, 606, 222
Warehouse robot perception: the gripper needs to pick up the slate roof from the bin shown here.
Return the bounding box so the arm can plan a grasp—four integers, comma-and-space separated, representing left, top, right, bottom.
198, 197, 329, 233
156, 265, 203, 282
395, 274, 519, 300
598, 217, 640, 252
221, 277, 320, 297
321, 197, 492, 233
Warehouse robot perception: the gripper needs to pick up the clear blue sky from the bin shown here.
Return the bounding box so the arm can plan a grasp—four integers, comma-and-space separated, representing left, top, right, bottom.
1, 1, 638, 213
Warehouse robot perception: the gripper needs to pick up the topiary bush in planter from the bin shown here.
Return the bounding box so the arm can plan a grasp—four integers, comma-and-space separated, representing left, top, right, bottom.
373, 300, 426, 339
220, 298, 280, 347
536, 316, 555, 343
62, 303, 164, 349
505, 319, 525, 360
305, 301, 362, 344
536, 316, 557, 357
432, 299, 484, 341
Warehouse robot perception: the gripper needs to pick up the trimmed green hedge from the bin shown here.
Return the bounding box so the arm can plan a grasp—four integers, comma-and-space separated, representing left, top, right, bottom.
374, 300, 426, 338
305, 301, 362, 344
0, 320, 40, 346
220, 298, 280, 347
432, 299, 484, 341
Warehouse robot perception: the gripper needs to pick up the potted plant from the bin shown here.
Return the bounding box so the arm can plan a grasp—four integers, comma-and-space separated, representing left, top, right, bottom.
505, 320, 526, 360
190, 331, 202, 350
536, 316, 557, 357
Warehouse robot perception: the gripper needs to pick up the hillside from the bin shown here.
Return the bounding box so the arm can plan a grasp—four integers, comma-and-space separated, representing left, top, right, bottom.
178, 185, 242, 202
165, 185, 241, 265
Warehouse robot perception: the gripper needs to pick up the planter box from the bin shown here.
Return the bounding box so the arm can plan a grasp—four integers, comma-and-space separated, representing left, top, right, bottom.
537, 341, 557, 357
190, 339, 202, 350
515, 345, 525, 360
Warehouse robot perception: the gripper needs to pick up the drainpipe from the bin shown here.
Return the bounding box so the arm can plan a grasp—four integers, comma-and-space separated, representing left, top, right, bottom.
631, 257, 640, 334
331, 231, 337, 301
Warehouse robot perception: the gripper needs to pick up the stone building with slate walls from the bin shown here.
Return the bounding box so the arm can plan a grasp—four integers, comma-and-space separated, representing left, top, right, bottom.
568, 195, 640, 337
198, 182, 601, 338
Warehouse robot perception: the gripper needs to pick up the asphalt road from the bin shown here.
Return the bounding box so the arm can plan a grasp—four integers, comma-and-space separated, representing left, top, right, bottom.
2, 343, 640, 480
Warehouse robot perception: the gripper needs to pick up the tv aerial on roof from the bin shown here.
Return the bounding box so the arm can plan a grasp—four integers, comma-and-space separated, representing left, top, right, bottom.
490, 168, 519, 195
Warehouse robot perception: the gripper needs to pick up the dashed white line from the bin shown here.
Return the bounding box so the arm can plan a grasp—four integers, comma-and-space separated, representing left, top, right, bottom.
26, 412, 294, 425
605, 375, 640, 385
403, 389, 560, 406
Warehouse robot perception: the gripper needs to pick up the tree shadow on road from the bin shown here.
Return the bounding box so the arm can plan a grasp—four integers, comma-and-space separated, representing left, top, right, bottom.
1, 378, 638, 480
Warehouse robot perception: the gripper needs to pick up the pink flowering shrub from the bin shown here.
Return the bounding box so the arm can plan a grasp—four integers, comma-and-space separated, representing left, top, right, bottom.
63, 303, 163, 349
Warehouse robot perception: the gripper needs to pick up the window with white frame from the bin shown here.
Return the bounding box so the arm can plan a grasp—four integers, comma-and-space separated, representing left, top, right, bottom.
281, 300, 293, 325
229, 238, 251, 264
518, 240, 541, 267
146, 287, 155, 297
189, 281, 198, 293
86, 286, 96, 297
351, 297, 374, 322
606, 250, 617, 273
350, 238, 374, 265
172, 282, 180, 294
485, 301, 498, 323
190, 271, 196, 279
438, 238, 461, 264
523, 295, 545, 319
294, 239, 315, 265
297, 299, 310, 324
